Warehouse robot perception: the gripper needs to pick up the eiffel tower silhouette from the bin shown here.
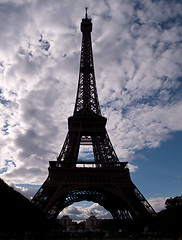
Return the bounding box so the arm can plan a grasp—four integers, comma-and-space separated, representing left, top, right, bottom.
32, 9, 155, 220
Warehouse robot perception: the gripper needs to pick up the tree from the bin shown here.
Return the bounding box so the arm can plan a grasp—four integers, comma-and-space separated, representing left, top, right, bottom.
165, 196, 182, 209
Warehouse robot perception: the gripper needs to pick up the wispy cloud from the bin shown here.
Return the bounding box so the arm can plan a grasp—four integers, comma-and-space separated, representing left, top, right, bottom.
0, 0, 181, 190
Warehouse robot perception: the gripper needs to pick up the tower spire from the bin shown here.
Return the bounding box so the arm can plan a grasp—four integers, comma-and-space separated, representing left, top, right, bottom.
85, 7, 88, 19
74, 10, 101, 116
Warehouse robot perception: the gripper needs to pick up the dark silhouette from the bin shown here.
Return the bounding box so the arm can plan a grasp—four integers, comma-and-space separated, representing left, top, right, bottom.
154, 196, 182, 238
1, 177, 181, 238
32, 10, 155, 220
165, 195, 182, 208
0, 178, 58, 239
98, 197, 182, 239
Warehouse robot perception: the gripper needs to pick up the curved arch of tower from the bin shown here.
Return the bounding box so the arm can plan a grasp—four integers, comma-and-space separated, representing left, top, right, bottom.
32, 10, 155, 220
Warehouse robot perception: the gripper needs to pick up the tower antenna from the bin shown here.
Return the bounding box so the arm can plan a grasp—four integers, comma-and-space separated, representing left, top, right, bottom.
85, 7, 88, 19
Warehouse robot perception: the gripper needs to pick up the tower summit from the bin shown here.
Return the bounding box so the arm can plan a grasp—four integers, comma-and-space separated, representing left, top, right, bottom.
74, 8, 101, 116
32, 11, 155, 220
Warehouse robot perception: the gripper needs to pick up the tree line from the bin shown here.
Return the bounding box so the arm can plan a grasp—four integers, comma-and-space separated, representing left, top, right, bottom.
99, 196, 182, 238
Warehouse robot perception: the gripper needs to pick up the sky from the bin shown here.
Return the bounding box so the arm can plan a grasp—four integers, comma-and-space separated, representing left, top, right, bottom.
0, 0, 182, 221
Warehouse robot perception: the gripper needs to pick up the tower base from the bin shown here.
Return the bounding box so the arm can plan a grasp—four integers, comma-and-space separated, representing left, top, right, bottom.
32, 162, 155, 219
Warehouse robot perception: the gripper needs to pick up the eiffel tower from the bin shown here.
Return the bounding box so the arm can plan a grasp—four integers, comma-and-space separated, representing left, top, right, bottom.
32, 9, 155, 220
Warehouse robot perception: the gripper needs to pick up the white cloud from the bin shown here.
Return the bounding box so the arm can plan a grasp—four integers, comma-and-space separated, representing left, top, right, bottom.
0, 0, 181, 193
10, 183, 39, 200
57, 197, 167, 221
58, 202, 112, 221
148, 197, 167, 212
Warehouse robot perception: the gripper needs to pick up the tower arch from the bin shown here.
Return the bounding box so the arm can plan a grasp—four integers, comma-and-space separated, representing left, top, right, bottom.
46, 188, 133, 220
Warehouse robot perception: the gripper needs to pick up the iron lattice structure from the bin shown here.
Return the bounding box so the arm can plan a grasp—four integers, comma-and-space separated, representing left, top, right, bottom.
32, 10, 155, 220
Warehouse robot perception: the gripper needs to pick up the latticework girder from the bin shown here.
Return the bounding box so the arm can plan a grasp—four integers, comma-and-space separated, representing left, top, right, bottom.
74, 14, 101, 116
32, 10, 155, 221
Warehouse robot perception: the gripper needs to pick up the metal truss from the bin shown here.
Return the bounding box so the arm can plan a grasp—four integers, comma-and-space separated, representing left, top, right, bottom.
133, 188, 155, 214
47, 189, 105, 218
111, 209, 132, 220
45, 189, 133, 220
57, 129, 119, 166
32, 11, 156, 221
74, 14, 101, 116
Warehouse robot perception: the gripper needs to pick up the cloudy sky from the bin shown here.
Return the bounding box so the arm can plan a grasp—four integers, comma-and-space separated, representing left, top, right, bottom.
0, 0, 182, 221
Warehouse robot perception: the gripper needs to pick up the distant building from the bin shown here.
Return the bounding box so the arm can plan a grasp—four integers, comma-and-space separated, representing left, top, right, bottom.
59, 215, 103, 232
85, 215, 101, 231
59, 215, 72, 226
59, 215, 73, 231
